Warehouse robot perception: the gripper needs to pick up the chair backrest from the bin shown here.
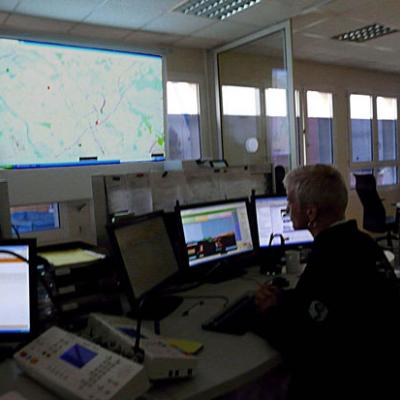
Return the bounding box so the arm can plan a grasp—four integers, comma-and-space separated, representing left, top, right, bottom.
274, 165, 286, 195
354, 174, 387, 232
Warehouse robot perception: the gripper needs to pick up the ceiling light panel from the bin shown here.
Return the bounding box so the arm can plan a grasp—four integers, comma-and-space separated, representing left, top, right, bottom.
332, 23, 398, 43
175, 0, 262, 21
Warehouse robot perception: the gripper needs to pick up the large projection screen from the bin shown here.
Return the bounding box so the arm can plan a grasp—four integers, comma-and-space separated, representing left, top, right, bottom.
0, 38, 165, 169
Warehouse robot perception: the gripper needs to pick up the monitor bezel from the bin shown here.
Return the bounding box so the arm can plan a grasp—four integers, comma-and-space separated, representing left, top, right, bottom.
251, 194, 314, 250
175, 198, 256, 274
107, 211, 180, 307
0, 238, 37, 343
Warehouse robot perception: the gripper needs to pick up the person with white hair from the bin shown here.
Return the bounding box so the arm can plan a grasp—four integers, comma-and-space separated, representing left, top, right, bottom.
254, 164, 400, 400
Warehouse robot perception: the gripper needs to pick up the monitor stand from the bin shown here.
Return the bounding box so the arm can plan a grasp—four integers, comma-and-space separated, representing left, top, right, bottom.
130, 295, 183, 321
205, 261, 245, 284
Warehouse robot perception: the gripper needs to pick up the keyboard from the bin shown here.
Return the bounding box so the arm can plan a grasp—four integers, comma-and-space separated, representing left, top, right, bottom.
202, 292, 256, 335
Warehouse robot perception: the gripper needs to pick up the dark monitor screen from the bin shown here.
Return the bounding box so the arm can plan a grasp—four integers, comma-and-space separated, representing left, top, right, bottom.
255, 196, 313, 248
179, 199, 254, 268
109, 212, 179, 300
0, 239, 36, 341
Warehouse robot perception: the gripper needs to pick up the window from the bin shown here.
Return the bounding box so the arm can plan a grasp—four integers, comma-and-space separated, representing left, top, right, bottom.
167, 81, 201, 160
294, 90, 334, 165
306, 91, 333, 164
222, 86, 260, 116
350, 94, 373, 163
265, 88, 290, 167
11, 203, 60, 236
220, 85, 262, 165
350, 94, 398, 186
377, 96, 397, 161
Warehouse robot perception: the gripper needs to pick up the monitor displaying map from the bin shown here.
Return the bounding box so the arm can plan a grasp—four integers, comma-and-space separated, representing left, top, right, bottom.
0, 38, 165, 169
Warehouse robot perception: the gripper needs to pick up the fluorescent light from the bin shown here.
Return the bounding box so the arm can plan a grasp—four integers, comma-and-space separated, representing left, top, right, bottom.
175, 0, 262, 20
332, 23, 398, 43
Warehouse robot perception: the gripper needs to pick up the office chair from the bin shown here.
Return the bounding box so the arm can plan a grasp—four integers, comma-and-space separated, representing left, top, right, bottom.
353, 173, 398, 248
274, 165, 286, 195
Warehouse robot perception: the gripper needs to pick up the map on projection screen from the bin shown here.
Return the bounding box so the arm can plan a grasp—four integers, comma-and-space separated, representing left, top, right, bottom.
0, 38, 165, 169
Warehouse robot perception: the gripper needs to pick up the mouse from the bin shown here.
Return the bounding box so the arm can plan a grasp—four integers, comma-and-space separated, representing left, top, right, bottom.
271, 276, 290, 289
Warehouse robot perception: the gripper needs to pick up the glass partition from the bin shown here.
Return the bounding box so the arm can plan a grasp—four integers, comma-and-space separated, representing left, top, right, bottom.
214, 21, 295, 168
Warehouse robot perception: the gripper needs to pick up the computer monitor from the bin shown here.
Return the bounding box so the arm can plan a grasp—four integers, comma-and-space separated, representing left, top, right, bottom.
0, 239, 37, 343
108, 212, 182, 318
254, 196, 313, 248
178, 199, 254, 270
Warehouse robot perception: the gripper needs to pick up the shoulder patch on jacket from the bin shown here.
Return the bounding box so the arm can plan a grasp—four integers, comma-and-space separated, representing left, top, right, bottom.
309, 300, 328, 322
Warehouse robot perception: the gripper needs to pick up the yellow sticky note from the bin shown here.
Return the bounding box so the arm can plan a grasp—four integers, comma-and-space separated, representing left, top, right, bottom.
164, 338, 204, 355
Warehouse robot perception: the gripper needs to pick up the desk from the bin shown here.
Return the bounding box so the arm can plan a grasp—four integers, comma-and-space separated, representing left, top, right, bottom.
0, 268, 282, 400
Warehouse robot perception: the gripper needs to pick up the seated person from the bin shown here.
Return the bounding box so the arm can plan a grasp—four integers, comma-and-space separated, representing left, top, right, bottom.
253, 164, 400, 400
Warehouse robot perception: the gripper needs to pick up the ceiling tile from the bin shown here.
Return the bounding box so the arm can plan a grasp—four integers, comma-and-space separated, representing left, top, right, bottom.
0, 0, 19, 13
70, 23, 131, 40
292, 11, 329, 33
191, 20, 260, 41
340, 0, 400, 28
319, 0, 370, 16
4, 14, 74, 32
143, 12, 215, 35
84, 0, 180, 29
301, 15, 370, 37
124, 30, 183, 46
227, 0, 293, 27
173, 35, 224, 49
15, 0, 106, 21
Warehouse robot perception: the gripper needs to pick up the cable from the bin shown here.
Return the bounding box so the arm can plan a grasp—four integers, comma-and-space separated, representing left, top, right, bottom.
11, 225, 20, 239
181, 301, 204, 316
0, 249, 28, 263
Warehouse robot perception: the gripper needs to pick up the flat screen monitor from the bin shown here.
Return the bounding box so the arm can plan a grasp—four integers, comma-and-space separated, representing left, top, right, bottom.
108, 212, 181, 318
179, 199, 254, 268
255, 196, 313, 248
0, 239, 36, 342
0, 37, 165, 169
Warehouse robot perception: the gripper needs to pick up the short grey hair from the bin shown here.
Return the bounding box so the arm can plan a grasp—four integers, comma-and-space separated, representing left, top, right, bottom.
283, 164, 348, 217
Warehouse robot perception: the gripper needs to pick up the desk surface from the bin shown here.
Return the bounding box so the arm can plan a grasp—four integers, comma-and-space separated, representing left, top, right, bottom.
0, 268, 283, 400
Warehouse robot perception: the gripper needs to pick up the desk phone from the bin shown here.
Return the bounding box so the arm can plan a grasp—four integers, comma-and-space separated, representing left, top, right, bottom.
14, 326, 150, 400
87, 313, 198, 381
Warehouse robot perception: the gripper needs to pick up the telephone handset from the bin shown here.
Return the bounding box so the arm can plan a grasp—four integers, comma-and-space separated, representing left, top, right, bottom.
14, 326, 150, 400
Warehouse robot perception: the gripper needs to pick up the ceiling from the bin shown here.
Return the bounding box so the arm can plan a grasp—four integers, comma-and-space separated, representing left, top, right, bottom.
0, 0, 399, 73
292, 0, 400, 73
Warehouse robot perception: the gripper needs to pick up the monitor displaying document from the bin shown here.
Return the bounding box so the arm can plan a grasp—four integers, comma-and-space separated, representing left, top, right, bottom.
0, 240, 36, 341
255, 196, 313, 248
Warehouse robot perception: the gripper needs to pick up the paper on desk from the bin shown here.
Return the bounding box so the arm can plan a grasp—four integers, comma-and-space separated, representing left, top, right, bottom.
38, 248, 106, 267
164, 337, 204, 355
0, 392, 28, 400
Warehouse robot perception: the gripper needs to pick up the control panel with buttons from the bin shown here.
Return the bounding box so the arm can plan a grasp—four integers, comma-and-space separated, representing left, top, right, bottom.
14, 326, 150, 400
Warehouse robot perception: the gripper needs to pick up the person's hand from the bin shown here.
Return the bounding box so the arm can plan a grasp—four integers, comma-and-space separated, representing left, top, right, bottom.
255, 283, 281, 314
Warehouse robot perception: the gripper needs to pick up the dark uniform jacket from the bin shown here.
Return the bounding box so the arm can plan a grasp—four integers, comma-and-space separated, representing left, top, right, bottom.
253, 220, 400, 400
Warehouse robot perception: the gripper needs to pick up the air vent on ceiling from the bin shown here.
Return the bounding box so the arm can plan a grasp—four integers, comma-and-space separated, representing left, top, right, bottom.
332, 23, 398, 43
174, 0, 262, 21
